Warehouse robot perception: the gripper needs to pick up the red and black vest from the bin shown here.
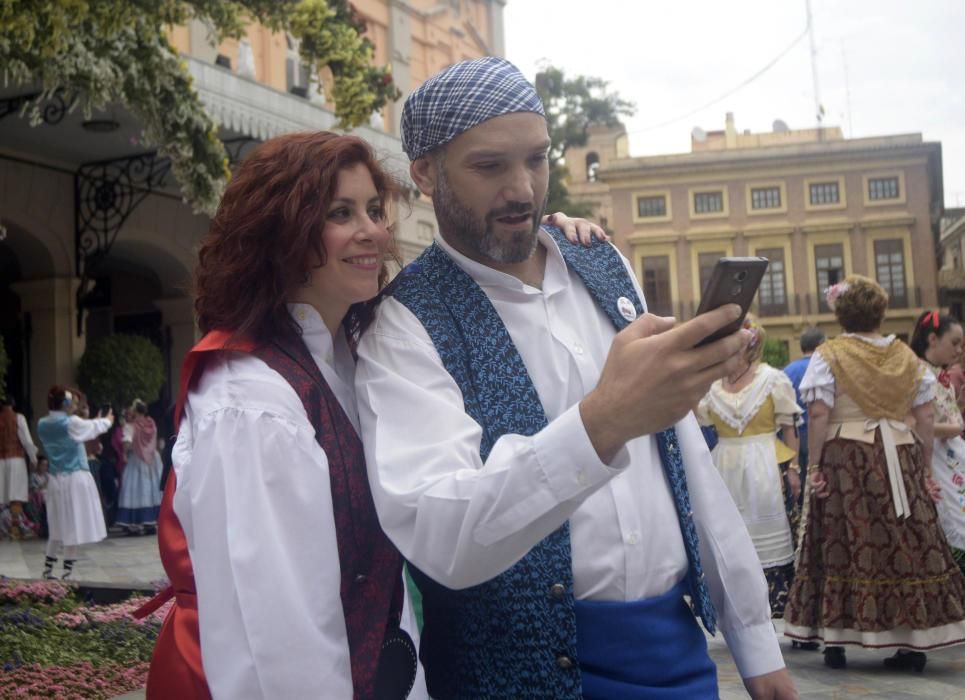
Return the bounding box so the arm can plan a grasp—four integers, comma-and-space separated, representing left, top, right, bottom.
140, 330, 404, 699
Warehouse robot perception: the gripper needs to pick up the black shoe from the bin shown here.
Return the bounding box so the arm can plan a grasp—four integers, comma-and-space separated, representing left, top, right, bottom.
824, 646, 846, 669
883, 650, 926, 673
792, 640, 821, 651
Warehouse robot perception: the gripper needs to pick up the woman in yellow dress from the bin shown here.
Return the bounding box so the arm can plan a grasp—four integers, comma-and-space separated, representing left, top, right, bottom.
784, 275, 965, 672
698, 317, 802, 617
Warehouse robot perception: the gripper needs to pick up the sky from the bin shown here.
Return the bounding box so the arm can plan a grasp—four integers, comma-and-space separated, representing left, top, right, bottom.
504, 0, 965, 207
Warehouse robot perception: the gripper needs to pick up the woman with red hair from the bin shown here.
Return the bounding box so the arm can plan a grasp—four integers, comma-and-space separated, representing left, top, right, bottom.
142, 130, 601, 699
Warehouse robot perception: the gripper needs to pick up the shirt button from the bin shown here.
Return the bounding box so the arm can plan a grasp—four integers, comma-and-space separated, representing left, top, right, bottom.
573, 344, 584, 356
627, 532, 639, 545
549, 583, 565, 600
576, 469, 587, 486
556, 655, 574, 670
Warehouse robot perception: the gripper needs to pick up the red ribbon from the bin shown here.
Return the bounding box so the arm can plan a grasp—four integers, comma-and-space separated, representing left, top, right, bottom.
920, 310, 940, 329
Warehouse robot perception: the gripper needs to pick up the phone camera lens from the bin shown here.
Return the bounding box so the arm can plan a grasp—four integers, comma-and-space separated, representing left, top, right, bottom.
735, 270, 748, 283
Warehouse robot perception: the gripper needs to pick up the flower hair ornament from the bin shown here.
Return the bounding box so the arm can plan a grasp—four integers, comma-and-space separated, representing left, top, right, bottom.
823, 282, 850, 311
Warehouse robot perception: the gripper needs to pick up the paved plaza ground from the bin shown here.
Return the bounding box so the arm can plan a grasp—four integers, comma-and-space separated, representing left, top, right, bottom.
2, 534, 963, 698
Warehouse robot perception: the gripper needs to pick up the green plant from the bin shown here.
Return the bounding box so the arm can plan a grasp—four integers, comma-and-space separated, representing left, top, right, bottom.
763, 337, 790, 369
76, 334, 165, 409
0, 1, 400, 214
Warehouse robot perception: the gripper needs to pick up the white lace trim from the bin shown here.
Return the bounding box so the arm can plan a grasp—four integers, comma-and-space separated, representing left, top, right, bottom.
704, 365, 780, 434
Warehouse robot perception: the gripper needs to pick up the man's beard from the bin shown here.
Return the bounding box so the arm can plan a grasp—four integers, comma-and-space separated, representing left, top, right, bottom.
433, 164, 545, 265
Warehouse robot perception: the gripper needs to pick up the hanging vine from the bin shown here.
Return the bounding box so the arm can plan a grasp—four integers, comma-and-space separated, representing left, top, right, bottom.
0, 1, 400, 214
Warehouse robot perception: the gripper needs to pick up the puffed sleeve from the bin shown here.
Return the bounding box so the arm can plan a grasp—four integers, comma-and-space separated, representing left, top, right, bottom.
770, 371, 803, 427
174, 402, 354, 699
914, 367, 936, 407
799, 351, 835, 407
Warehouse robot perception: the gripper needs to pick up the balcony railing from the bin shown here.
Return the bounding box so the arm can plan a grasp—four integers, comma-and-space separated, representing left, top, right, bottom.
686, 286, 924, 321
939, 269, 965, 291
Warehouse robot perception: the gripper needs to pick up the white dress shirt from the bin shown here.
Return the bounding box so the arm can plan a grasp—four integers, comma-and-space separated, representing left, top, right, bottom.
16, 412, 38, 464
356, 231, 785, 680
46, 411, 113, 443
172, 304, 426, 700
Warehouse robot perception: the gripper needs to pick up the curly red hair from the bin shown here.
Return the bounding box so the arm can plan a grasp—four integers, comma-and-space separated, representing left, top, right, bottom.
195, 131, 401, 345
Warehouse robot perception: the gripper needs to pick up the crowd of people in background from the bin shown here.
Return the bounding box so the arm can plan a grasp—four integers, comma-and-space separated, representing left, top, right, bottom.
698, 274, 965, 674
0, 385, 168, 561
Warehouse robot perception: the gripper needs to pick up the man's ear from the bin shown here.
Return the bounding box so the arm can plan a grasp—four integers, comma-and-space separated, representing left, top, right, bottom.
410, 156, 437, 198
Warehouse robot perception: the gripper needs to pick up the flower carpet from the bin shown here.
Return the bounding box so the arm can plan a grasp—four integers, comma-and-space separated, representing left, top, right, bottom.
0, 578, 169, 698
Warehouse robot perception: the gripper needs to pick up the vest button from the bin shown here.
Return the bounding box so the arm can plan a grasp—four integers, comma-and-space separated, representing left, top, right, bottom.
556, 655, 574, 670
549, 583, 565, 599
354, 573, 368, 584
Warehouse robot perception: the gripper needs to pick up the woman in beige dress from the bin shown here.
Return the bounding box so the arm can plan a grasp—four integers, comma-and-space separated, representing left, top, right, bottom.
784, 275, 965, 672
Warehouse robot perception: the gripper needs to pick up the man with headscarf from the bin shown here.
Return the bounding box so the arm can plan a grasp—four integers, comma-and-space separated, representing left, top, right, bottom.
356, 57, 797, 699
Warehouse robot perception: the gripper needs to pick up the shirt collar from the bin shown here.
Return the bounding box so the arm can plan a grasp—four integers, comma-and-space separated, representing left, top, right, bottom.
286, 303, 338, 366
433, 227, 568, 295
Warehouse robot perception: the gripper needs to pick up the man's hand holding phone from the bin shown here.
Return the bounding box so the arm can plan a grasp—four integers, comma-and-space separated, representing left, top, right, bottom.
581, 305, 754, 462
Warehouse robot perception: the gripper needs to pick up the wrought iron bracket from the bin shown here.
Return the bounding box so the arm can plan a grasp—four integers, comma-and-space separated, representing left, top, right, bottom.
72, 137, 261, 334
0, 90, 72, 125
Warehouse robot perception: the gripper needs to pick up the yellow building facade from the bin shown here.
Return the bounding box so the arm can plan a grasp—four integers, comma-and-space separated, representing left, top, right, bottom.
0, 1, 502, 422
591, 116, 943, 360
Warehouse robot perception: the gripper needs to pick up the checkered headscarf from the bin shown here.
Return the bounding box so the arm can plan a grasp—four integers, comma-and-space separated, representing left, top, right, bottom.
401, 56, 545, 160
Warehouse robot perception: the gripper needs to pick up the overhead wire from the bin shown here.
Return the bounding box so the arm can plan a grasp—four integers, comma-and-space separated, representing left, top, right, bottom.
626, 28, 810, 135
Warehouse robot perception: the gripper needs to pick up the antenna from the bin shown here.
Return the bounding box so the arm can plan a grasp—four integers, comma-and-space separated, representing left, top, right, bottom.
806, 0, 823, 133
691, 126, 708, 142
773, 119, 790, 133
842, 44, 853, 138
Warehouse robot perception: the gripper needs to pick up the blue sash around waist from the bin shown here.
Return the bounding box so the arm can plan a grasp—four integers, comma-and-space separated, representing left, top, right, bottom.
575, 581, 718, 700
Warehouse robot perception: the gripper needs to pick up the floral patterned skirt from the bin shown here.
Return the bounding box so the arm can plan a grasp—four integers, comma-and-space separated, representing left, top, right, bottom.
784, 437, 965, 649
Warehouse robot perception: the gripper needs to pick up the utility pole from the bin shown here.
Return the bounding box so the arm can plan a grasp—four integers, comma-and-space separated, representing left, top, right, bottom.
806, 0, 823, 138
842, 45, 853, 138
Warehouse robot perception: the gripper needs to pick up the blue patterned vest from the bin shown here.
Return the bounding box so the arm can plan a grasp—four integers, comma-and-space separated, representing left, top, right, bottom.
389, 227, 715, 699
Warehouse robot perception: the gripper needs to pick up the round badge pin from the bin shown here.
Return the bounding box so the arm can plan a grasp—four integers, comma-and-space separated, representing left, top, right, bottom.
617, 296, 637, 322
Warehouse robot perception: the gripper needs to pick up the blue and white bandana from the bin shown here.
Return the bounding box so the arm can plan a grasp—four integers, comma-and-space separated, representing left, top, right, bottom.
401, 56, 545, 160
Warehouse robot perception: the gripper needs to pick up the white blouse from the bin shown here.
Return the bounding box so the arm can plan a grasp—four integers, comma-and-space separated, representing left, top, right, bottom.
799, 334, 934, 407
172, 304, 425, 700
356, 231, 786, 681
697, 364, 803, 433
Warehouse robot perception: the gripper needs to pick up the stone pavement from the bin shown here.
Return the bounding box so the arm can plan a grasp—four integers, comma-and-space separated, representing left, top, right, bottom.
0, 530, 165, 585
3, 534, 964, 698
710, 620, 965, 699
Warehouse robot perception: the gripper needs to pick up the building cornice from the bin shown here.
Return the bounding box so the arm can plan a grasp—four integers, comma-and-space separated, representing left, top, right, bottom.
600, 135, 940, 182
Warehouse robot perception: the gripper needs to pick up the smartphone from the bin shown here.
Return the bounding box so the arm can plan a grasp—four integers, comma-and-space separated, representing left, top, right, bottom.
694, 257, 769, 347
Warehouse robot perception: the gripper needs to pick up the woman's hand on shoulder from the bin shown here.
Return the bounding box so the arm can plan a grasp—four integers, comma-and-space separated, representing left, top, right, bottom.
543, 212, 608, 247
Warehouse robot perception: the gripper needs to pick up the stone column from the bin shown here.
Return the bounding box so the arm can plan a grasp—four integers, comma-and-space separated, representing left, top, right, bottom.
10, 278, 85, 428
